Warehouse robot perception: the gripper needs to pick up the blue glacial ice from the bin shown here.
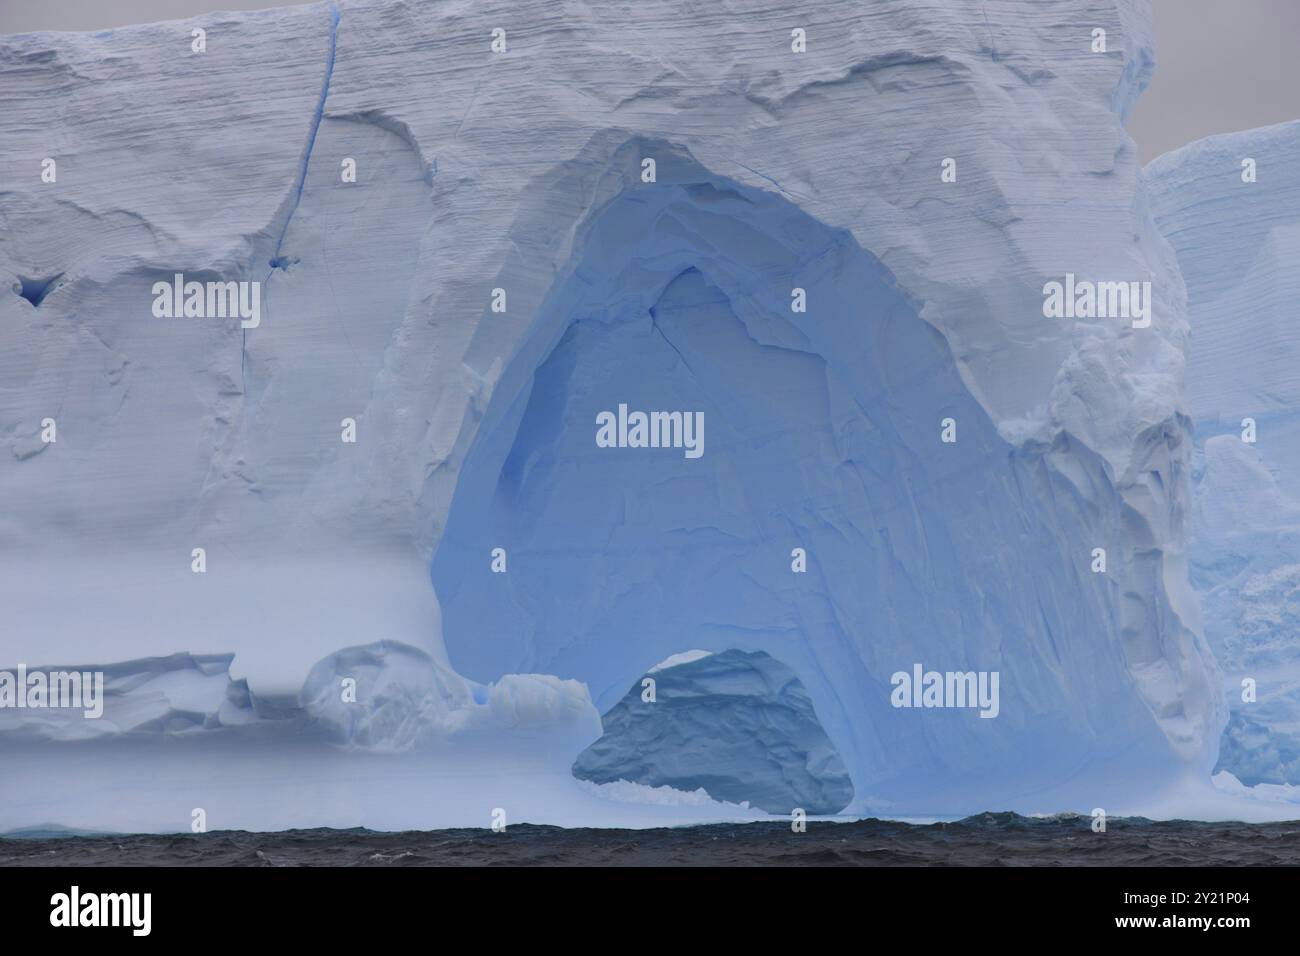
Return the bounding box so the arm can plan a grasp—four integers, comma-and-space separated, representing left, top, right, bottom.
573, 649, 854, 815
431, 152, 1207, 815
0, 0, 1289, 830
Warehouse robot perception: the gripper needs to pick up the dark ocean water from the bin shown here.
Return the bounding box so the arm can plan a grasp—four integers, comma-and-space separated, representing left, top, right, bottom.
4, 813, 1300, 866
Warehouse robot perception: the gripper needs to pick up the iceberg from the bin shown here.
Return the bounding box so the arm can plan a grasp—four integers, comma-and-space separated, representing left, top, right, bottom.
1146, 120, 1300, 788
0, 0, 1267, 830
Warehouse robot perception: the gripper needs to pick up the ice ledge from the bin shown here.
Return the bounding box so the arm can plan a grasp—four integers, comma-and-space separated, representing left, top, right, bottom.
0, 641, 600, 750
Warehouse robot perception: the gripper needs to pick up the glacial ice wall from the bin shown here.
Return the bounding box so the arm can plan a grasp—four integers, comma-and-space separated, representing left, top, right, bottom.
1146, 120, 1300, 786
0, 0, 1224, 825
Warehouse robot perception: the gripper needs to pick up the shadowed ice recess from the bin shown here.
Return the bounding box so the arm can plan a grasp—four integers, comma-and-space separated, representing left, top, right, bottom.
432, 156, 1177, 816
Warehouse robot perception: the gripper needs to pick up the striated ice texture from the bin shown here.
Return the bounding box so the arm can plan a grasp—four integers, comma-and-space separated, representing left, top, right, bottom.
1146, 120, 1300, 787
0, 0, 1241, 829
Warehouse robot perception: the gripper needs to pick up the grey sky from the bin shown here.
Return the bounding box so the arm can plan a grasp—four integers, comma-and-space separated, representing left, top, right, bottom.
1128, 0, 1300, 161
1, 0, 1296, 164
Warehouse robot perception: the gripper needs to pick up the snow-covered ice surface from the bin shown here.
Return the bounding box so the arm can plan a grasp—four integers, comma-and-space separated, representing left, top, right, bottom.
0, 0, 1294, 831
1146, 120, 1300, 789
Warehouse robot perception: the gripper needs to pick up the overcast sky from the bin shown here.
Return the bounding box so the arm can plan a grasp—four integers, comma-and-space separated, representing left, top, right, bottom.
1, 0, 1296, 164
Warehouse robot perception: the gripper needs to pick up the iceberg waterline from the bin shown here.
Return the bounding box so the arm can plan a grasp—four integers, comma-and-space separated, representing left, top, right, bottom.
0, 0, 1290, 828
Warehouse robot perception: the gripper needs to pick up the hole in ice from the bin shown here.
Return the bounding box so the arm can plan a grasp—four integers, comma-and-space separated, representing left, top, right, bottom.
14, 272, 64, 307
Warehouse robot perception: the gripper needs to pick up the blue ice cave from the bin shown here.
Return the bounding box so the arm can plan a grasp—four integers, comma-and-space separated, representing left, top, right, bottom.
431, 146, 1177, 815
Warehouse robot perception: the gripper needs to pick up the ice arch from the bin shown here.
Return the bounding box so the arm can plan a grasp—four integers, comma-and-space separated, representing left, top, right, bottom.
431, 149, 1178, 814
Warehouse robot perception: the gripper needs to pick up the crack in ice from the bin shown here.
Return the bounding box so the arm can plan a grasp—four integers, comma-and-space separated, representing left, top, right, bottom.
244, 2, 341, 389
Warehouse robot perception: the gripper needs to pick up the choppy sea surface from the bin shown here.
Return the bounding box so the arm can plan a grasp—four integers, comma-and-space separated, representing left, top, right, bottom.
3, 813, 1299, 866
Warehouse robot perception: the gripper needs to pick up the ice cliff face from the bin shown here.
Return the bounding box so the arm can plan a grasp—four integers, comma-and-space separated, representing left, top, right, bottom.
0, 0, 1228, 827
1146, 120, 1300, 787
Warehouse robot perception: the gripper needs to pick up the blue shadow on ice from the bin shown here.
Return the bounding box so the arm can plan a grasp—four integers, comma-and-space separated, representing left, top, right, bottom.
431, 140, 1178, 816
